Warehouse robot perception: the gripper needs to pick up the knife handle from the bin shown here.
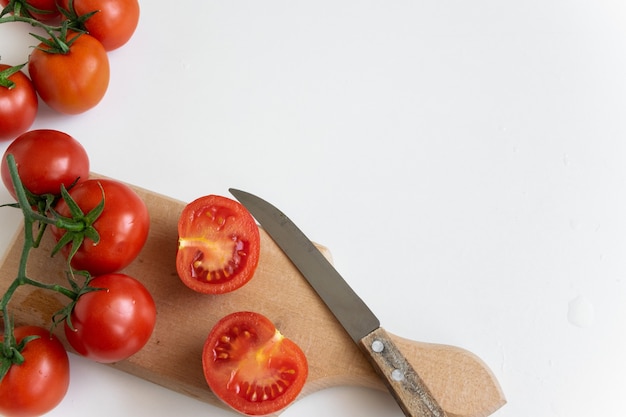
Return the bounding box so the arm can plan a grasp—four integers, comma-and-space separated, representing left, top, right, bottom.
359, 327, 448, 417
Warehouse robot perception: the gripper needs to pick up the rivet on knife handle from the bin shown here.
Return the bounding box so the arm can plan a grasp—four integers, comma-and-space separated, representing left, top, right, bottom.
360, 328, 447, 417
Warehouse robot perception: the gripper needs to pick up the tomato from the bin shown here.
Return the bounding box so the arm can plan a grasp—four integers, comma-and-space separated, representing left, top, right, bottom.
28, 32, 109, 114
64, 273, 156, 363
0, 0, 59, 20
0, 326, 70, 417
24, 0, 59, 19
176, 195, 261, 294
0, 64, 38, 142
1, 129, 89, 200
51, 178, 150, 275
59, 0, 140, 51
203, 311, 308, 416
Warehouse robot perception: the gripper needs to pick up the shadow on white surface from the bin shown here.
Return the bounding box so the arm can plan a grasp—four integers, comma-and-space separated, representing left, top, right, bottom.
46, 353, 404, 417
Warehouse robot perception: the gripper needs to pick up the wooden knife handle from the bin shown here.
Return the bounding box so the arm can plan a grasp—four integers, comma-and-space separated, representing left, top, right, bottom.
360, 327, 448, 417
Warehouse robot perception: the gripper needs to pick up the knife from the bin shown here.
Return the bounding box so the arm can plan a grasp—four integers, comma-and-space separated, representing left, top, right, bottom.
229, 189, 447, 417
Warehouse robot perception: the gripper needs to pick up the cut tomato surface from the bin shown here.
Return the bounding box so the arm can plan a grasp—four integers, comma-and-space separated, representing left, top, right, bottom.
202, 312, 308, 416
176, 195, 260, 294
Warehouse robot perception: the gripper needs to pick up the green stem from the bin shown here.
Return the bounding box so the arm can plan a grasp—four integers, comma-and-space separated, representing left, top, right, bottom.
20, 277, 77, 300
0, 14, 62, 31
0, 12, 74, 54
0, 155, 81, 374
0, 153, 107, 378
0, 155, 79, 315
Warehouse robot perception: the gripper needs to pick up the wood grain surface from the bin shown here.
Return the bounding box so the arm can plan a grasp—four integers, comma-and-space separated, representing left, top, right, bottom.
0, 180, 505, 417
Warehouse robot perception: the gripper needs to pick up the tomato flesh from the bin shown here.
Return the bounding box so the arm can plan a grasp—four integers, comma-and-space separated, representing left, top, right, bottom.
203, 312, 308, 416
177, 195, 260, 294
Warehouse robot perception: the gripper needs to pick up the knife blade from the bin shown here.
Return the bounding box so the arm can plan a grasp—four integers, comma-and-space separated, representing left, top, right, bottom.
229, 189, 447, 417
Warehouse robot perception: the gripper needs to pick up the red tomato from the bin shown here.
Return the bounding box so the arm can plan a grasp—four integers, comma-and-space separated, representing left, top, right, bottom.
0, 64, 38, 142
59, 0, 140, 51
0, 0, 59, 20
25, 0, 60, 19
51, 178, 150, 275
203, 312, 308, 416
1, 129, 89, 199
28, 32, 109, 114
0, 326, 70, 417
64, 273, 156, 363
176, 195, 261, 294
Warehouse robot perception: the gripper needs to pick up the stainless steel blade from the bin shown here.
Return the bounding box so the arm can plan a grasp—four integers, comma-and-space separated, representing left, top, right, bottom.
229, 188, 379, 343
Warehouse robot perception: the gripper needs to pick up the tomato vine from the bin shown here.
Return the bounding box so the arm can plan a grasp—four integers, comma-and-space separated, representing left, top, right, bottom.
0, 154, 103, 381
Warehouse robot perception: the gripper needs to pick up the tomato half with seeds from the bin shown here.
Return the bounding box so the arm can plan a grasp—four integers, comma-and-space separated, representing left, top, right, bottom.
203, 312, 308, 416
176, 195, 260, 294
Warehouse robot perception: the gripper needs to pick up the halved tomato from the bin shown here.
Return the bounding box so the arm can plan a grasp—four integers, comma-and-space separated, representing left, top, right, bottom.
202, 311, 308, 416
176, 195, 260, 294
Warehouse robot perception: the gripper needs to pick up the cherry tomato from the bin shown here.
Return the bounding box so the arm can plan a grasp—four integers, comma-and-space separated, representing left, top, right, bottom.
25, 0, 59, 19
59, 0, 140, 51
1, 129, 89, 199
176, 195, 261, 294
203, 311, 308, 416
51, 178, 150, 275
28, 32, 109, 114
0, 64, 38, 142
0, 326, 70, 417
64, 273, 156, 363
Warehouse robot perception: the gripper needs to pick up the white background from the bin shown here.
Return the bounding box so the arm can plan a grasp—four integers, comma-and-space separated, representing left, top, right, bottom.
1, 1, 626, 416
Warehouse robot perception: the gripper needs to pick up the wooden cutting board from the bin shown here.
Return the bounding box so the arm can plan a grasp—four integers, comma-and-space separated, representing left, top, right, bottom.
0, 179, 505, 417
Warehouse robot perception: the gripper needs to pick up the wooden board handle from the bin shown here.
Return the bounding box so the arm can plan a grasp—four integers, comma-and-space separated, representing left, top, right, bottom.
381, 333, 505, 417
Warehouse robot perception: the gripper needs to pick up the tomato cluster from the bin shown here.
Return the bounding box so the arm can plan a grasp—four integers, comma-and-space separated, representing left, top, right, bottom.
0, 0, 140, 140
0, 129, 155, 416
3, 0, 310, 414
0, 128, 309, 416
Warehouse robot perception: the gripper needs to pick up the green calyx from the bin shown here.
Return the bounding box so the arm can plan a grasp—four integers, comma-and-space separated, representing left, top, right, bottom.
0, 0, 54, 20
49, 182, 104, 265
0, 315, 40, 381
0, 63, 26, 89
58, 0, 99, 33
